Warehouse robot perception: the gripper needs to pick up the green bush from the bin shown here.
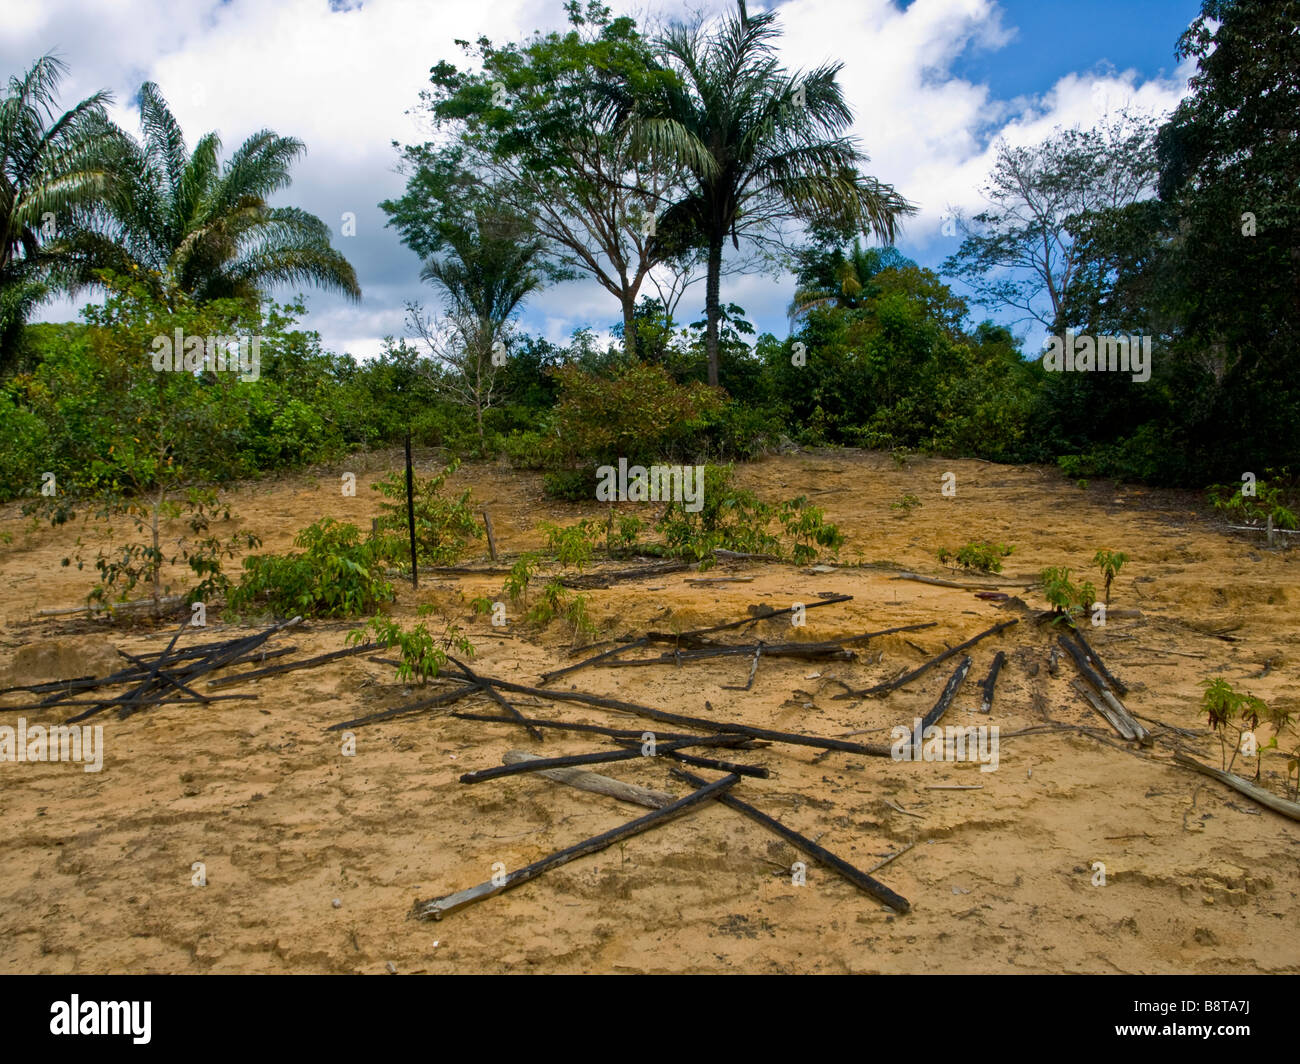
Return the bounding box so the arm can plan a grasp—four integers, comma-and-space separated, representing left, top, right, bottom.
229, 518, 393, 618
370, 458, 482, 570
938, 541, 1014, 574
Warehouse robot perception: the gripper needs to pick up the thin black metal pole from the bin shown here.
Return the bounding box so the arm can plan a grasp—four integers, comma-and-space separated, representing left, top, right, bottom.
405, 432, 418, 589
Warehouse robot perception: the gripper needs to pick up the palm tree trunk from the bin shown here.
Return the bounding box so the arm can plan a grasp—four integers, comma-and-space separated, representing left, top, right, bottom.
704, 234, 723, 388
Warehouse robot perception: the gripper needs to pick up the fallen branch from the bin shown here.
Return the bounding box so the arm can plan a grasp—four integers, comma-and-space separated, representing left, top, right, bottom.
327, 681, 478, 731
902, 657, 972, 755
451, 710, 763, 747
412, 773, 740, 919
645, 594, 853, 645
669, 767, 911, 913
538, 638, 649, 685
449, 655, 544, 743
560, 560, 690, 589
612, 739, 769, 778
1171, 751, 1300, 822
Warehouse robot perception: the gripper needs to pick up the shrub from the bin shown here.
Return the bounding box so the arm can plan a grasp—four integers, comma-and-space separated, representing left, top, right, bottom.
229, 518, 393, 618
1207, 469, 1298, 531
370, 458, 482, 570
656, 465, 844, 568
938, 541, 1014, 574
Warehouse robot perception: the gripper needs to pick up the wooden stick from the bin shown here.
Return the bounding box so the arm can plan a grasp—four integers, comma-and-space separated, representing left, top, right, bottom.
459, 734, 751, 784
1171, 751, 1300, 822
206, 642, 375, 688
36, 594, 186, 617
904, 657, 972, 753
1058, 634, 1149, 744
538, 637, 649, 685
1065, 622, 1128, 695
892, 572, 1034, 590
481, 508, 498, 562
327, 682, 478, 731
979, 651, 1006, 714
451, 711, 762, 747
67, 619, 188, 724
502, 750, 673, 809
448, 656, 544, 743
611, 739, 769, 778
646, 594, 853, 644
412, 774, 740, 920
405, 433, 418, 589
560, 560, 690, 589
866, 842, 916, 874
1070, 680, 1135, 741
443, 671, 894, 757
668, 767, 911, 913
0, 694, 257, 710
834, 620, 1017, 699
723, 643, 763, 691
115, 650, 212, 703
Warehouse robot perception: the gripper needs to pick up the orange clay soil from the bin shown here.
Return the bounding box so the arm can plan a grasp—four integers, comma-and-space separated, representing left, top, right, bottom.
0, 448, 1296, 974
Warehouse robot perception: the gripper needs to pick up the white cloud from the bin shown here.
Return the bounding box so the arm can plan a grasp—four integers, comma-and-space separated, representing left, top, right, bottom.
6, 0, 1197, 355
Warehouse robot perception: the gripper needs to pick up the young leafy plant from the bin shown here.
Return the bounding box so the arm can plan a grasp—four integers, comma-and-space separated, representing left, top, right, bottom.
1092, 548, 1128, 605
349, 605, 474, 685
540, 520, 599, 571
1201, 678, 1274, 777
370, 458, 483, 571
1039, 565, 1094, 622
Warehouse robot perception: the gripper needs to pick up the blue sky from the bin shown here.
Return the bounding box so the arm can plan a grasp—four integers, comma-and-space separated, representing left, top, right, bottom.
3, 0, 1203, 359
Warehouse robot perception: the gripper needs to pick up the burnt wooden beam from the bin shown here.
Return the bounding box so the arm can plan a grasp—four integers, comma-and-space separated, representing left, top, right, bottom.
412, 773, 740, 920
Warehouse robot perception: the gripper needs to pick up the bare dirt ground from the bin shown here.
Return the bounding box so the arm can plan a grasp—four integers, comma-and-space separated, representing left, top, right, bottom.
1, 449, 1296, 974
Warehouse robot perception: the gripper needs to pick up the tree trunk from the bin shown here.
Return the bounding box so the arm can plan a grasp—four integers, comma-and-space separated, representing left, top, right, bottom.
621, 295, 637, 360
704, 233, 723, 388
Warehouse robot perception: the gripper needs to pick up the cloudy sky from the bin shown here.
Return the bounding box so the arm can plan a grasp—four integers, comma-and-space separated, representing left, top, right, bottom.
5, 0, 1201, 358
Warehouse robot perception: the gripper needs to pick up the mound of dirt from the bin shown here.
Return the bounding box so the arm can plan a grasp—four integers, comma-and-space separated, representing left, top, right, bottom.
0, 636, 121, 690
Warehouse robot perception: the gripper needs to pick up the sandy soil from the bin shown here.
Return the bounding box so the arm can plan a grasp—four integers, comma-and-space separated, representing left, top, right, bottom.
0, 448, 1296, 974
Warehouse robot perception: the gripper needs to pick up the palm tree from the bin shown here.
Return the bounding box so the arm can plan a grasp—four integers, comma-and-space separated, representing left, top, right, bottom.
412, 204, 546, 442
65, 82, 358, 306
0, 54, 122, 371
787, 241, 915, 321
631, 0, 914, 386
